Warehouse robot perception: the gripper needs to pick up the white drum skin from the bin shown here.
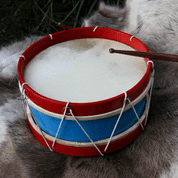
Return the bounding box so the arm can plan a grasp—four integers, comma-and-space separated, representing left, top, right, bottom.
24, 38, 147, 103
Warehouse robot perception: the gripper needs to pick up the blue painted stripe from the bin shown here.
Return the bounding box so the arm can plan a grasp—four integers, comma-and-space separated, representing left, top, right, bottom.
30, 97, 145, 142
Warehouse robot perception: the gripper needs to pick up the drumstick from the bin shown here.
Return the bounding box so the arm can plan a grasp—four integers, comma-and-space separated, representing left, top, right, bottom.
109, 48, 178, 62
58, 22, 71, 30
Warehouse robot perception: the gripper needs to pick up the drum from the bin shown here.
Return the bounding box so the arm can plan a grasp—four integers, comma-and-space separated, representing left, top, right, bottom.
17, 27, 154, 157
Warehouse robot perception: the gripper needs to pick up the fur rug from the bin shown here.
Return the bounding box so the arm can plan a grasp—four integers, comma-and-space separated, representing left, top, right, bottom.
1, 0, 178, 177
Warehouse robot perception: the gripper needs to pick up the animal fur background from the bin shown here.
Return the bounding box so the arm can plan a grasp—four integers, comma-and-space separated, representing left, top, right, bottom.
1, 0, 178, 177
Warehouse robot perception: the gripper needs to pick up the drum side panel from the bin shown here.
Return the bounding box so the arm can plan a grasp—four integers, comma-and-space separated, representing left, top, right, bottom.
27, 114, 147, 157
29, 97, 146, 142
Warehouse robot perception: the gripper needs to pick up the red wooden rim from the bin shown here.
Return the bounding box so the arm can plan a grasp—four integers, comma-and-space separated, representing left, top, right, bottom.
18, 27, 152, 116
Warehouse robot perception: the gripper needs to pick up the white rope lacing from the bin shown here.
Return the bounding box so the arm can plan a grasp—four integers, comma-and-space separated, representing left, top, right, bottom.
21, 82, 53, 151
20, 55, 25, 60
145, 60, 155, 125
130, 35, 134, 41
93, 26, 98, 32
104, 92, 128, 152
52, 102, 70, 148
127, 98, 144, 131
52, 102, 104, 156
69, 108, 104, 156
49, 34, 53, 40
20, 82, 28, 116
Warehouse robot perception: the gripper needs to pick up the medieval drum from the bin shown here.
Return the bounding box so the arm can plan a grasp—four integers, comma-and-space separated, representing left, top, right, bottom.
17, 27, 154, 157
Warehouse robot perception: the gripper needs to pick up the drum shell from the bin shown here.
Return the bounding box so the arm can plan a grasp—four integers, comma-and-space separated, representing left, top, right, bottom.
17, 27, 153, 156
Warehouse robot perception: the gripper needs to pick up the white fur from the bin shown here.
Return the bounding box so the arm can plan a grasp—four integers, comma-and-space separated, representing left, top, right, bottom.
124, 0, 178, 54
0, 99, 24, 123
0, 116, 7, 145
160, 158, 178, 178
0, 52, 21, 79
0, 36, 42, 80
0, 99, 24, 152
